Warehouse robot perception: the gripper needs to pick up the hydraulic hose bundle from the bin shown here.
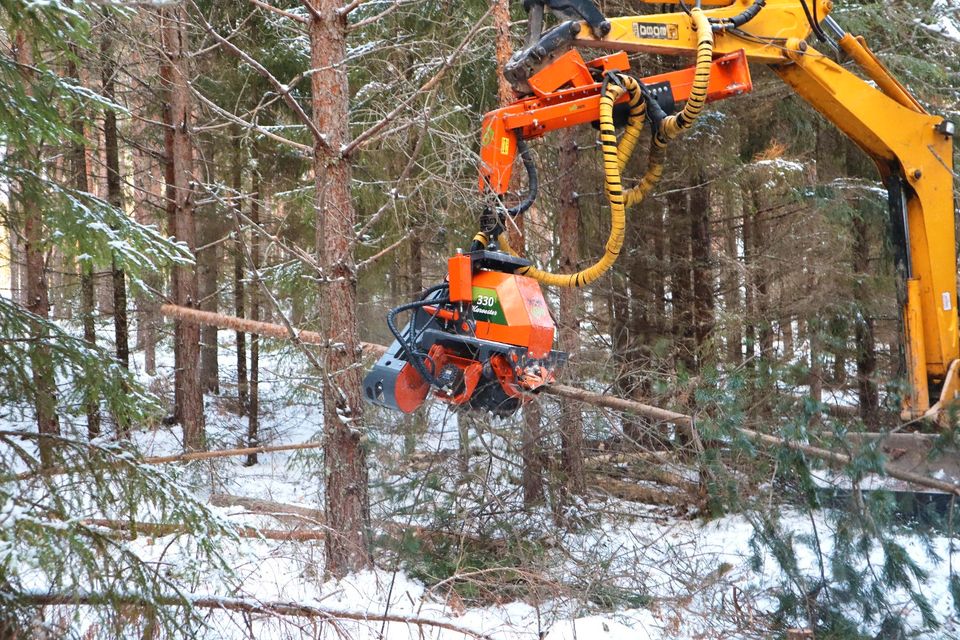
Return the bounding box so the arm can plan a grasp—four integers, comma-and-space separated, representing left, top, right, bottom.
491, 8, 714, 288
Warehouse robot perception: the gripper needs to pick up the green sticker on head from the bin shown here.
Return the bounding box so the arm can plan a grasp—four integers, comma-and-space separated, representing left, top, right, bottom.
472, 286, 506, 325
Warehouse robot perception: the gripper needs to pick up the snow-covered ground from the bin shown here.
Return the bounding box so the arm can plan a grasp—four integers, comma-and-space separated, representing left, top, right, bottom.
5, 333, 960, 638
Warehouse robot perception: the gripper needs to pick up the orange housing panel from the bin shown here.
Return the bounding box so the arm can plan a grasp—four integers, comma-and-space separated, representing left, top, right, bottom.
447, 253, 473, 303
470, 271, 555, 359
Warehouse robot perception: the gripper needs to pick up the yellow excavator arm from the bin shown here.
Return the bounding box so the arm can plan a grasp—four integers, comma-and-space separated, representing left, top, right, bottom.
521, 0, 958, 421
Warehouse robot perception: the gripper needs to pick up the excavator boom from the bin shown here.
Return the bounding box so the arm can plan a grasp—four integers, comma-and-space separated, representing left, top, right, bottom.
512, 0, 957, 422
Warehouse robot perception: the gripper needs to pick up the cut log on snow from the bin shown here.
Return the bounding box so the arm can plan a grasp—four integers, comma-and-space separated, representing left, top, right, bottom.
82, 518, 326, 541
18, 591, 493, 640
739, 427, 960, 496
142, 441, 323, 464
158, 304, 960, 496
209, 493, 323, 527
589, 475, 694, 507
542, 383, 693, 427
208, 493, 512, 552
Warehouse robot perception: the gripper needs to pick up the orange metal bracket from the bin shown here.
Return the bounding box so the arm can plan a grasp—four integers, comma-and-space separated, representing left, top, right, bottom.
479, 49, 752, 195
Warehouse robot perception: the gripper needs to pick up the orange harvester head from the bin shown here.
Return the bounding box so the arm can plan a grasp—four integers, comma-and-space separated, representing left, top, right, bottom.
363, 251, 566, 416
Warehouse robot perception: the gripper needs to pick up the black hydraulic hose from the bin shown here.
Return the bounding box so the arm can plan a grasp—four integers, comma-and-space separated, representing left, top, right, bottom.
505, 136, 539, 217
710, 0, 765, 31
386, 290, 450, 388
797, 0, 828, 42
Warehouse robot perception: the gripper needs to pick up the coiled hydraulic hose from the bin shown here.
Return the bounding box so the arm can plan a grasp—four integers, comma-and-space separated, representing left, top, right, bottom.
492, 8, 714, 288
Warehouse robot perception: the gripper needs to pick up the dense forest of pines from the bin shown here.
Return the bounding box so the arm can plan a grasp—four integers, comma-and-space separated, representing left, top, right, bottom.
1, 0, 959, 637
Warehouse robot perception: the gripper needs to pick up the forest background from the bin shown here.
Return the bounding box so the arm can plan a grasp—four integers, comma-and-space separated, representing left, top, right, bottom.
1, 0, 960, 637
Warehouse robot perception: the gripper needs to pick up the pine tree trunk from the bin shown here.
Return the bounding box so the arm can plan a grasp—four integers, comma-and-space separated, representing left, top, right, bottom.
690, 174, 714, 369
653, 205, 667, 330
231, 144, 249, 416
668, 188, 693, 372
246, 171, 261, 467
742, 184, 756, 371
310, 0, 371, 577
852, 198, 878, 423
556, 129, 584, 495
67, 52, 102, 439
134, 155, 160, 376
80, 262, 100, 437
723, 189, 742, 365
198, 141, 221, 394
161, 7, 204, 450
752, 191, 772, 381
9, 222, 24, 304
102, 29, 129, 375
491, 0, 514, 106
408, 234, 422, 295
17, 32, 60, 464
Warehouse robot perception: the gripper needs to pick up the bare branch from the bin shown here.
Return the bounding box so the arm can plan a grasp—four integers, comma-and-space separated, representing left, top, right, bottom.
341, 6, 495, 158
194, 6, 330, 151
250, 0, 308, 24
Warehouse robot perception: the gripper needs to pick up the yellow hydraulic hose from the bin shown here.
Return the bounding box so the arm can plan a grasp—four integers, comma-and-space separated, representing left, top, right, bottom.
494, 8, 714, 288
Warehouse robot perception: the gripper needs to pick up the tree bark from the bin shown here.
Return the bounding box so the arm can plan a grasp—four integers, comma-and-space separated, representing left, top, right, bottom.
16, 32, 60, 464
198, 143, 221, 395
246, 170, 261, 466
232, 142, 249, 416
556, 129, 585, 495
847, 140, 879, 422
491, 0, 514, 106
161, 6, 204, 449
310, 0, 371, 577
66, 49, 101, 439
102, 26, 129, 380
723, 188, 742, 365
668, 187, 693, 372
690, 173, 714, 369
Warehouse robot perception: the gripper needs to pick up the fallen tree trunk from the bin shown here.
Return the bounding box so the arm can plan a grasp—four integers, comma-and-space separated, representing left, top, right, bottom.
209, 493, 324, 525
142, 441, 322, 464
158, 304, 960, 496
737, 427, 960, 496
17, 591, 493, 639
160, 304, 383, 356
588, 475, 694, 507
83, 518, 326, 542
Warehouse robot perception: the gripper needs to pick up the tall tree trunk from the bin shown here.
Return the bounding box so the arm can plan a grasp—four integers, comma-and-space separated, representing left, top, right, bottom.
67, 50, 101, 439
311, 0, 371, 577
556, 129, 584, 495
668, 187, 693, 372
852, 212, 878, 423
408, 234, 422, 295
723, 188, 742, 365
161, 7, 204, 449
232, 143, 249, 416
198, 143, 220, 394
846, 136, 879, 423
9, 223, 24, 304
491, 0, 514, 106
491, 0, 544, 505
246, 172, 261, 467
135, 155, 160, 375
690, 173, 714, 369
742, 184, 756, 372
653, 205, 667, 329
102, 27, 129, 377
751, 190, 772, 382
17, 32, 60, 464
